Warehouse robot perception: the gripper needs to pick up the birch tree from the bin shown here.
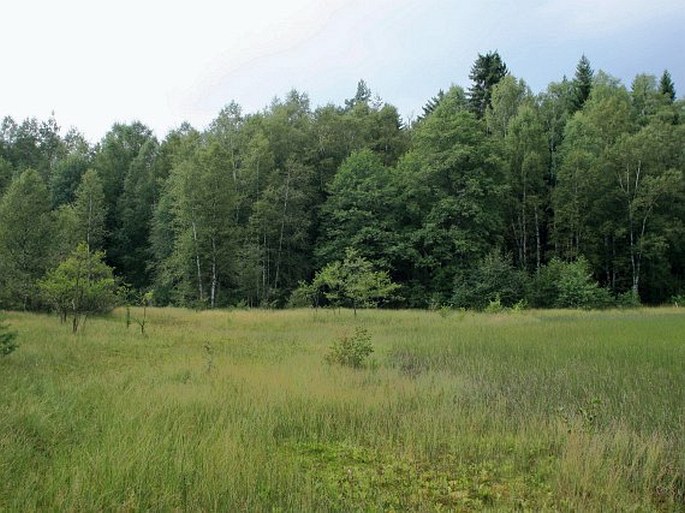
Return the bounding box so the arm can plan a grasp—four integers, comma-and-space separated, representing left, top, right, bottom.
160, 140, 237, 307
73, 169, 105, 250
609, 121, 683, 295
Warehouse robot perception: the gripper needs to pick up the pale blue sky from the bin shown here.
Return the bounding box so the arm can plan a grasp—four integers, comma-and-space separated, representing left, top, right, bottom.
3, 0, 683, 141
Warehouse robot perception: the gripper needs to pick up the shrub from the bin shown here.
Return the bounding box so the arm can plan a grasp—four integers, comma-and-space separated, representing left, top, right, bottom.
325, 326, 374, 368
0, 317, 17, 357
555, 257, 613, 309
529, 257, 612, 309
484, 295, 504, 313
616, 290, 641, 308
452, 252, 528, 310
511, 299, 528, 313
288, 281, 316, 308
528, 264, 559, 308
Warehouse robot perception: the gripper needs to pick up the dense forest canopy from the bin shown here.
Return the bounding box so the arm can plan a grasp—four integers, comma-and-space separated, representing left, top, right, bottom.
1, 53, 683, 310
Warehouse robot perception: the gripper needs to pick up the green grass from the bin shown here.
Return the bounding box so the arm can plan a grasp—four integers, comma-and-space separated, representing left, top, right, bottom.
0, 307, 683, 511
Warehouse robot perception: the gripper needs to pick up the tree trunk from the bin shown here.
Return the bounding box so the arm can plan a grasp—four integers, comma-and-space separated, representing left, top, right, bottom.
521, 181, 527, 269
274, 168, 291, 293
534, 209, 541, 273
191, 221, 204, 303
210, 236, 217, 308
262, 232, 269, 304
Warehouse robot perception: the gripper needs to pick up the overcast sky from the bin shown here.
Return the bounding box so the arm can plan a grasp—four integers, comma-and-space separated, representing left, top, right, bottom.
3, 0, 683, 142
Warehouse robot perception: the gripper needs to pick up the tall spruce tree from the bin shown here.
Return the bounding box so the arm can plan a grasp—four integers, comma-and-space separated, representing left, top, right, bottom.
419, 90, 445, 121
659, 70, 676, 103
571, 55, 594, 112
467, 51, 509, 118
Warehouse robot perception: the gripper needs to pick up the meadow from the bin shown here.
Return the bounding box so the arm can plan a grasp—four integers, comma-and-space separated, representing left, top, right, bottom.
0, 307, 683, 512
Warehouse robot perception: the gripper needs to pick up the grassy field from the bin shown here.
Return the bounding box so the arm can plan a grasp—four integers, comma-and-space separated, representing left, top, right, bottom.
0, 307, 683, 512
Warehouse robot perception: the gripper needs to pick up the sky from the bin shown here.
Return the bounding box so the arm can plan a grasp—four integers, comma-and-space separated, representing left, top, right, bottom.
2, 0, 683, 142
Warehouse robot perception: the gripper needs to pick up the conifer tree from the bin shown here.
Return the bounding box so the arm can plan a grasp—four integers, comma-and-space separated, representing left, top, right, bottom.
419, 90, 445, 120
467, 51, 509, 118
659, 70, 676, 103
571, 55, 594, 112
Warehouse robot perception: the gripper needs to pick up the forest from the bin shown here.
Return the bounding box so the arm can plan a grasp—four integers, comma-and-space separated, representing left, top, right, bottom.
0, 52, 683, 311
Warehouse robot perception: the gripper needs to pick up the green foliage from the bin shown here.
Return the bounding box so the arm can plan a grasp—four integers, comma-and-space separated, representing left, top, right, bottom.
503, 101, 549, 271
418, 89, 445, 121
121, 286, 154, 334
0, 115, 64, 181
0, 157, 13, 195
484, 295, 504, 313
399, 89, 507, 302
557, 397, 605, 432
324, 326, 374, 368
156, 139, 238, 308
39, 243, 118, 332
485, 75, 530, 138
530, 257, 612, 309
452, 252, 528, 310
671, 294, 685, 307
113, 139, 161, 288
73, 169, 106, 250
50, 154, 89, 208
288, 281, 315, 308
0, 316, 17, 356
631, 74, 661, 125
311, 248, 400, 312
510, 298, 528, 312
93, 122, 158, 290
0, 59, 682, 309
556, 259, 612, 309
0, 168, 54, 310
571, 55, 594, 112
659, 70, 676, 103
615, 290, 642, 308
316, 149, 400, 270
467, 51, 509, 118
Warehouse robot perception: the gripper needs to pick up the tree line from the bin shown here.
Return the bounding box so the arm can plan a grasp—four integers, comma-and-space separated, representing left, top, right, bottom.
0, 52, 683, 311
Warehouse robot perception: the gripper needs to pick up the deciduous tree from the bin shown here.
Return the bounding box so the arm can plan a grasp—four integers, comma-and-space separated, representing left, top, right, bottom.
0, 169, 53, 309
39, 243, 118, 332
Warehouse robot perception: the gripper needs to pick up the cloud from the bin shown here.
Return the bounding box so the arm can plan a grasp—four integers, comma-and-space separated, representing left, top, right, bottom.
535, 0, 684, 36
1, 0, 682, 140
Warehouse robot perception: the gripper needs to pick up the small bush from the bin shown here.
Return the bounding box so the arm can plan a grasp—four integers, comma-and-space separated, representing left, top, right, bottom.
511, 299, 528, 313
484, 295, 504, 313
288, 282, 315, 308
325, 326, 374, 368
671, 294, 685, 307
0, 317, 18, 357
437, 305, 452, 318
616, 290, 641, 308
452, 252, 528, 310
530, 257, 612, 309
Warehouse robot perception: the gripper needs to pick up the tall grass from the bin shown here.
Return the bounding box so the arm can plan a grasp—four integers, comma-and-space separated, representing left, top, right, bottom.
0, 307, 683, 511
